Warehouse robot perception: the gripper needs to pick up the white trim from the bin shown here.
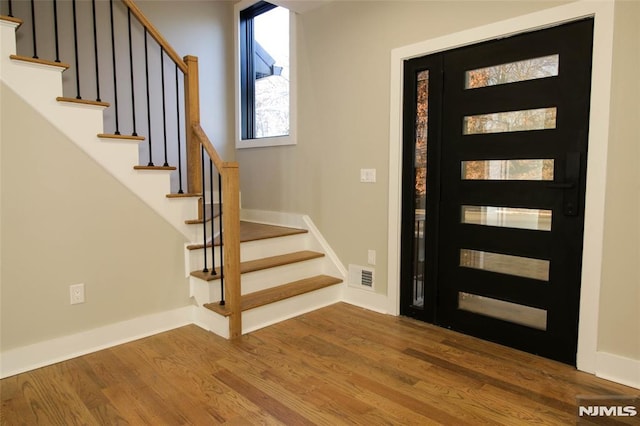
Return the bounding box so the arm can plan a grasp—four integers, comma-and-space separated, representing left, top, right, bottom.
302, 215, 348, 278
0, 306, 195, 379
234, 0, 298, 149
595, 352, 640, 390
344, 285, 392, 315
388, 1, 615, 374
242, 284, 341, 334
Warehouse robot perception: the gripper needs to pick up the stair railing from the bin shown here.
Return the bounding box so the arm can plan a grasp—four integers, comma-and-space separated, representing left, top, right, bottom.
1, 0, 242, 338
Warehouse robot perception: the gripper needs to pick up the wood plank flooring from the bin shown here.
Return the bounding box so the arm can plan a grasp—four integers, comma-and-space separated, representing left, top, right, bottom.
2, 303, 638, 425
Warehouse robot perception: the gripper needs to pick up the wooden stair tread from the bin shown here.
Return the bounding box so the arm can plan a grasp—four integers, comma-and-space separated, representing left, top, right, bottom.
185, 203, 220, 225
166, 192, 202, 198
204, 275, 342, 316
98, 133, 145, 141
133, 165, 177, 171
187, 221, 308, 250
1, 15, 23, 25
56, 96, 110, 108
10, 54, 70, 69
191, 250, 324, 281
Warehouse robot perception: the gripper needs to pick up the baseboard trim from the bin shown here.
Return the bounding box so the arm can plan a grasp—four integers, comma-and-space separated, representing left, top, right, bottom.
343, 285, 392, 315
595, 351, 640, 390
0, 306, 194, 379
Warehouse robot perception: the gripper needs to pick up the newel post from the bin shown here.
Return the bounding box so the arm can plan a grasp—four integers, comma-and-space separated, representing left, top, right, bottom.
184, 55, 202, 195
222, 162, 242, 339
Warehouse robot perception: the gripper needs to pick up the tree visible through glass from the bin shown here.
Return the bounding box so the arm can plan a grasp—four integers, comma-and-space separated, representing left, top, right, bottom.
412, 70, 428, 308
465, 54, 559, 89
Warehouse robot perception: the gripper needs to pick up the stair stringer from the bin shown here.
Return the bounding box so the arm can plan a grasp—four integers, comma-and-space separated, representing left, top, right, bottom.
0, 20, 198, 240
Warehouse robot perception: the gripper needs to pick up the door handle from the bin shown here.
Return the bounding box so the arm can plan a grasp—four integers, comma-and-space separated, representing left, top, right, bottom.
549, 152, 580, 216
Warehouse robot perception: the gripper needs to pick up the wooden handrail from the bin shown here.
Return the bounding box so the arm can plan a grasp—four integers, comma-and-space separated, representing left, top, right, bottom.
192, 123, 227, 171
121, 0, 187, 73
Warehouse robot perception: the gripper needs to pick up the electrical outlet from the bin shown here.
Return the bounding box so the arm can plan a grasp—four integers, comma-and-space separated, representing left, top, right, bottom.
70, 283, 85, 305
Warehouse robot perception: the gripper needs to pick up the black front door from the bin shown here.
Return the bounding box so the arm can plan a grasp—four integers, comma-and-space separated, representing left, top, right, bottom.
401, 19, 594, 365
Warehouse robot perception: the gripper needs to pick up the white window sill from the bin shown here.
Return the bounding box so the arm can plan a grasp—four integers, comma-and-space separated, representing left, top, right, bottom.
236, 134, 296, 149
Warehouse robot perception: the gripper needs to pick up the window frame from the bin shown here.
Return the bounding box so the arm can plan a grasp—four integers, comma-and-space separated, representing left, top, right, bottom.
235, 0, 297, 149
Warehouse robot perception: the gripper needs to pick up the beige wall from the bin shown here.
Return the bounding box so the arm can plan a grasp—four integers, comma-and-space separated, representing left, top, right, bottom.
598, 0, 640, 360
0, 84, 190, 351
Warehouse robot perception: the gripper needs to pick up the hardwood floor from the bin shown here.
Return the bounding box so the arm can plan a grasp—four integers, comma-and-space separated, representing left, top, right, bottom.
1, 303, 638, 425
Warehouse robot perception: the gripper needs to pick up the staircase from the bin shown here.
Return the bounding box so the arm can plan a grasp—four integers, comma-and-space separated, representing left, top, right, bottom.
190, 219, 344, 337
1, 2, 344, 341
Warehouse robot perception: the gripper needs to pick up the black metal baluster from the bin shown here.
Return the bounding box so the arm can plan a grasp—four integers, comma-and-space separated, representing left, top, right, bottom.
91, 0, 101, 102
127, 9, 137, 136
160, 48, 169, 167
109, 0, 120, 135
72, 0, 81, 99
218, 173, 225, 305
209, 160, 217, 277
175, 64, 184, 194
144, 29, 153, 166
53, 0, 60, 62
30, 0, 37, 59
8, 0, 13, 17
201, 146, 209, 273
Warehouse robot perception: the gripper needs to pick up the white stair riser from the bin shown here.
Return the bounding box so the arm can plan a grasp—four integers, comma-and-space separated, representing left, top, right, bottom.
186, 232, 309, 272
1, 21, 18, 55
192, 305, 229, 339
242, 284, 342, 334
189, 276, 219, 307
239, 258, 326, 294
188, 220, 221, 248
166, 200, 202, 232
239, 233, 311, 261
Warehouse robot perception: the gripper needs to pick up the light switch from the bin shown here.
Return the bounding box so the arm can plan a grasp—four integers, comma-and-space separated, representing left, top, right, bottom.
360, 168, 376, 183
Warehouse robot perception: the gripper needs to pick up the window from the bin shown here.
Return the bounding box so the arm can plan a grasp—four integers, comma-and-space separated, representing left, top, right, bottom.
236, 0, 296, 148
